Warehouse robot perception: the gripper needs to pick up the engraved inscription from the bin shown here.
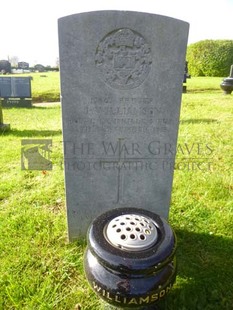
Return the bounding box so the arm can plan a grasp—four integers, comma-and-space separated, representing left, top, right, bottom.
63, 116, 173, 134
95, 28, 152, 89
63, 95, 170, 134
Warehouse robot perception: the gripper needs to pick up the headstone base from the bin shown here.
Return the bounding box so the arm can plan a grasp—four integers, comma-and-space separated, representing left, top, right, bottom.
1, 98, 32, 108
0, 123, 10, 132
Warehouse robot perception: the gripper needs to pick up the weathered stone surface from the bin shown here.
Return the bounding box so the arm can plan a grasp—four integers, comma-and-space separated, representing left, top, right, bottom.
58, 11, 189, 240
0, 102, 10, 131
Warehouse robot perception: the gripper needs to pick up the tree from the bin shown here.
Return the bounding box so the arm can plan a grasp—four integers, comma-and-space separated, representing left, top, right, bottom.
0, 60, 11, 73
187, 40, 233, 77
9, 55, 19, 67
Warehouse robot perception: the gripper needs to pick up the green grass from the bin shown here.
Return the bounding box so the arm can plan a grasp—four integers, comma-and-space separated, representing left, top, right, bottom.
4, 72, 60, 103
0, 77, 233, 309
30, 72, 60, 102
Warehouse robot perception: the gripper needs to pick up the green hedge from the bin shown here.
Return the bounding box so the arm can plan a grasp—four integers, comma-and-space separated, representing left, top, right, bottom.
187, 40, 233, 76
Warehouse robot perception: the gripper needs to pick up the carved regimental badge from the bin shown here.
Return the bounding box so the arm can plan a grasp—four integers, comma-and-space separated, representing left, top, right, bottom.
95, 28, 152, 90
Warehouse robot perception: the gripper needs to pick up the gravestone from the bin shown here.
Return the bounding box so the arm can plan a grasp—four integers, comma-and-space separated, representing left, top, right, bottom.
58, 11, 189, 240
0, 76, 32, 107
18, 62, 29, 70
34, 64, 45, 72
183, 61, 191, 93
0, 102, 10, 131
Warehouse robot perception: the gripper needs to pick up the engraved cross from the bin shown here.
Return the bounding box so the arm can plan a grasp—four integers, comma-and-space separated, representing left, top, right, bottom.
101, 138, 142, 204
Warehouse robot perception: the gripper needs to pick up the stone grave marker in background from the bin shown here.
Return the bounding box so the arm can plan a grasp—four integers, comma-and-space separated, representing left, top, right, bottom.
34, 64, 45, 72
0, 76, 32, 107
0, 102, 10, 131
18, 62, 30, 70
58, 11, 189, 240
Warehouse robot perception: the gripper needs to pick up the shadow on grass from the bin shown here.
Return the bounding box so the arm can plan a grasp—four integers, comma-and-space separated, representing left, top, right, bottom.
161, 229, 233, 310
185, 89, 221, 94
2, 129, 62, 137
180, 119, 218, 124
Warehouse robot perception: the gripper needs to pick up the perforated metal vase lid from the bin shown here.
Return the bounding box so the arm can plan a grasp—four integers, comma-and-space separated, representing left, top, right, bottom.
104, 213, 158, 251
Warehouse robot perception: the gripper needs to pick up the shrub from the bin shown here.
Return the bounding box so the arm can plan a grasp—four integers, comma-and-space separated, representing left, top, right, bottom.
187, 40, 233, 76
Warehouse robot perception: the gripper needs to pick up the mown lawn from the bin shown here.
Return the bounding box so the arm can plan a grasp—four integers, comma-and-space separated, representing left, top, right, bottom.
30, 72, 60, 102
0, 77, 232, 309
3, 72, 60, 103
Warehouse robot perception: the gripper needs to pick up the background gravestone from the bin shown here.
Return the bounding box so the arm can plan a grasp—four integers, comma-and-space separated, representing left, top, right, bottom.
58, 11, 189, 240
18, 62, 29, 70
34, 64, 45, 72
0, 102, 10, 131
0, 77, 32, 107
